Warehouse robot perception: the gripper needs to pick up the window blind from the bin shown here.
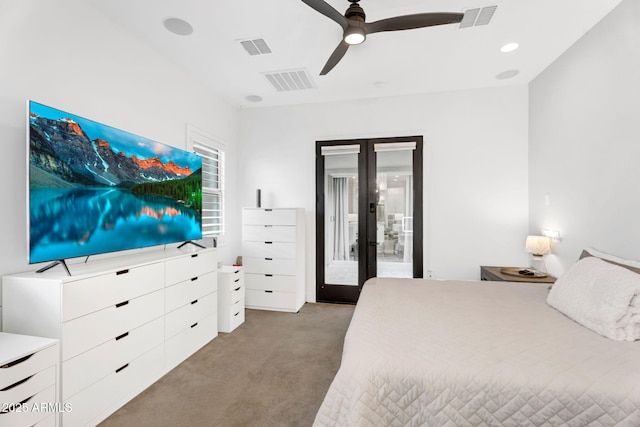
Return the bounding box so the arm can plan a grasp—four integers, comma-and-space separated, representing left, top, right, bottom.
193, 142, 224, 236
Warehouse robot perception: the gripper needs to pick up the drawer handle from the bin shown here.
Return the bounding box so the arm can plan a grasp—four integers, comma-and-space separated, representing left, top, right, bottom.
234, 312, 240, 317
115, 300, 129, 308
1, 395, 34, 413
234, 286, 241, 291
265, 290, 273, 293
234, 269, 240, 273
115, 363, 129, 374
0, 353, 34, 369
191, 277, 199, 282
234, 278, 240, 283
116, 269, 129, 275
265, 274, 273, 277
1, 375, 33, 392
265, 208, 273, 212
115, 332, 129, 341
265, 241, 273, 245
265, 257, 273, 261
191, 299, 199, 305
191, 322, 198, 328
191, 254, 198, 258
264, 225, 273, 228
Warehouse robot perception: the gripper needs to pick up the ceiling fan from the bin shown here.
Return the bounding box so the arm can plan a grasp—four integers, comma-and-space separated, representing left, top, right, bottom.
301, 0, 464, 75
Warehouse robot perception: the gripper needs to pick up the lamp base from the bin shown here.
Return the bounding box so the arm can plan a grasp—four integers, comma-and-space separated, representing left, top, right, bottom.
529, 255, 547, 274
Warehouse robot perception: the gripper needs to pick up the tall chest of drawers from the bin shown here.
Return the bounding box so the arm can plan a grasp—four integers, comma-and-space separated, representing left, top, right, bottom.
242, 208, 305, 312
2, 247, 217, 427
217, 266, 245, 333
0, 332, 59, 427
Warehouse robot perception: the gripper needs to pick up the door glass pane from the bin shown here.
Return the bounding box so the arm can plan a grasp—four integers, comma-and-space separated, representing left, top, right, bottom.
324, 153, 358, 286
376, 149, 413, 278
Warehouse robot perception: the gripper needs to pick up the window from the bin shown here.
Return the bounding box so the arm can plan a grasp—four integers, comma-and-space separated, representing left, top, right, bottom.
189, 126, 225, 238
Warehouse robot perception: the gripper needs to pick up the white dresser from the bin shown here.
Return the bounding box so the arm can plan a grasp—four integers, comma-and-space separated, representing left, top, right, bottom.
2, 247, 217, 427
217, 266, 245, 333
242, 208, 305, 312
0, 332, 59, 427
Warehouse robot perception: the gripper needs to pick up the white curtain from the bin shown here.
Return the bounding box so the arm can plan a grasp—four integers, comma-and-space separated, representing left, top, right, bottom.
332, 177, 350, 260
403, 176, 414, 263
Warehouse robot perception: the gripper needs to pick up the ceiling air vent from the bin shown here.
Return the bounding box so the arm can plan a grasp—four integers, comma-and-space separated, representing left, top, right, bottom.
240, 38, 272, 56
459, 5, 497, 29
263, 70, 315, 92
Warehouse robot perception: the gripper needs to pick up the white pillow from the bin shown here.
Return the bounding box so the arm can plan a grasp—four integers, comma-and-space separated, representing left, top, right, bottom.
547, 256, 640, 341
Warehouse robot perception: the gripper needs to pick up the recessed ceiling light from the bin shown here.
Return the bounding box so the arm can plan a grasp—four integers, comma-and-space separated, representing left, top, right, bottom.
500, 42, 519, 53
162, 17, 193, 36
496, 69, 520, 80
245, 95, 263, 103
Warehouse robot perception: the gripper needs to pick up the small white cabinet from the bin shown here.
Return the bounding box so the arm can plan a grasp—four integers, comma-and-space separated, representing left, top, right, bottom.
2, 247, 217, 427
0, 332, 59, 427
217, 266, 245, 333
242, 208, 305, 312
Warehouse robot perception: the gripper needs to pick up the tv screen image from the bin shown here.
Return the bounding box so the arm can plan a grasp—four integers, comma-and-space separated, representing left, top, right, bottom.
28, 100, 203, 266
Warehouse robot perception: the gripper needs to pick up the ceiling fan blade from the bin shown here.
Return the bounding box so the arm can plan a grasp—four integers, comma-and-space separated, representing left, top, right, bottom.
301, 0, 348, 31
365, 12, 464, 34
320, 40, 350, 75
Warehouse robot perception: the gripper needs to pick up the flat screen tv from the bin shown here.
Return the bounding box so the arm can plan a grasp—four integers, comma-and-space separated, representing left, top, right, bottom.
28, 100, 202, 272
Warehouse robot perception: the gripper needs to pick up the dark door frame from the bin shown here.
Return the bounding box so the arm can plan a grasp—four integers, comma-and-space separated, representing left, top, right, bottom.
316, 136, 423, 304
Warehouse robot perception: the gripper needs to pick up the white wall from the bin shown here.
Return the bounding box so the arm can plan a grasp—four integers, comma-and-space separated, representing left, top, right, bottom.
529, 0, 639, 277
0, 0, 240, 326
239, 86, 530, 302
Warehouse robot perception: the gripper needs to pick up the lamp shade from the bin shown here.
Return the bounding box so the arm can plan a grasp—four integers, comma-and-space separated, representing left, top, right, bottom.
525, 235, 551, 256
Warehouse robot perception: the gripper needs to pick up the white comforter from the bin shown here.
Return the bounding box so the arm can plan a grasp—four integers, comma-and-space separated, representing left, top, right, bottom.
314, 278, 640, 426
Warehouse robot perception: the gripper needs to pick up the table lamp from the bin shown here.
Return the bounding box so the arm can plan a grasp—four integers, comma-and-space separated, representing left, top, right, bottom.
525, 235, 551, 273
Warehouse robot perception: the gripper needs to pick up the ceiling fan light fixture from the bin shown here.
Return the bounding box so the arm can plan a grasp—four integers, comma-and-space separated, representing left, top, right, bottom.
344, 27, 366, 45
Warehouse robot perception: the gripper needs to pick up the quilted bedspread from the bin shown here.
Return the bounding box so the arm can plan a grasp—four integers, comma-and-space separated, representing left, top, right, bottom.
314, 278, 640, 426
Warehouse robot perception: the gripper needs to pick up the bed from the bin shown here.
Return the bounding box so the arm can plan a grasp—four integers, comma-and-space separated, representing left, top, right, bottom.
314, 270, 640, 426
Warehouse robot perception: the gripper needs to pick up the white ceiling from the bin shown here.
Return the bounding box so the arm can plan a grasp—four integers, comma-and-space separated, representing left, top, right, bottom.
87, 0, 622, 109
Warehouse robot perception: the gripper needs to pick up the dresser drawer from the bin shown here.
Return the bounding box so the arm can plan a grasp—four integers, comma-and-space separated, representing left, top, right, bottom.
63, 344, 163, 427
243, 225, 296, 243
243, 257, 297, 275
230, 284, 245, 305
62, 289, 164, 361
245, 274, 297, 293
242, 208, 297, 226
63, 262, 163, 322
165, 250, 217, 286
227, 303, 245, 332
230, 299, 244, 318
243, 241, 296, 259
63, 316, 164, 400
165, 271, 217, 313
0, 365, 55, 410
0, 344, 57, 391
229, 310, 244, 332
218, 300, 244, 334
246, 289, 298, 312
165, 313, 217, 369
219, 266, 243, 283
165, 292, 217, 339
0, 384, 55, 427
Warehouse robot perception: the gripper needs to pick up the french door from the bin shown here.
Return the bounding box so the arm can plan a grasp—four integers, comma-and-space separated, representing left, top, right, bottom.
316, 136, 423, 303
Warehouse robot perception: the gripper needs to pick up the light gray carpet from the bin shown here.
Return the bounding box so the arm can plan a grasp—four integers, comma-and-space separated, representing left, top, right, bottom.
99, 302, 355, 427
